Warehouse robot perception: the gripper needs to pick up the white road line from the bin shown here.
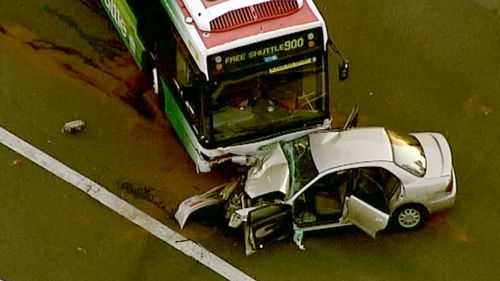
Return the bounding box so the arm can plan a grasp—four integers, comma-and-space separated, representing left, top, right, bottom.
0, 127, 255, 281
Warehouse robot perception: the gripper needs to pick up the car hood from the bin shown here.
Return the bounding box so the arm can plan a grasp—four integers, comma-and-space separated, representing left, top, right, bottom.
412, 132, 453, 178
244, 144, 290, 199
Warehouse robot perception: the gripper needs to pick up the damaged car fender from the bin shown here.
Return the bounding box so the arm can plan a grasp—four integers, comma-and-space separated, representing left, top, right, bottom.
175, 180, 239, 229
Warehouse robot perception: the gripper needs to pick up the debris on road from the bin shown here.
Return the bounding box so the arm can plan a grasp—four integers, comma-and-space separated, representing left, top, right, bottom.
10, 159, 22, 166
61, 120, 85, 134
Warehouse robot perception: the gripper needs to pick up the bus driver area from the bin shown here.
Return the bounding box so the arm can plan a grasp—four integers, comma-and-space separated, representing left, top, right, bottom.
212, 56, 324, 141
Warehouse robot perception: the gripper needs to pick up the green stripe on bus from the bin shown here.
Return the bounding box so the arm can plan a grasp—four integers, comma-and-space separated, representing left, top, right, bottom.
160, 79, 200, 166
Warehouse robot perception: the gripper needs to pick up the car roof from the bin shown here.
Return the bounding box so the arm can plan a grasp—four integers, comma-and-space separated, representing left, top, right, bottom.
309, 127, 393, 173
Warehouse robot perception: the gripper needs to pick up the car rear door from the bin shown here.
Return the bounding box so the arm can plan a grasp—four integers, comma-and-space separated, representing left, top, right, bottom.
244, 204, 293, 256
347, 196, 390, 238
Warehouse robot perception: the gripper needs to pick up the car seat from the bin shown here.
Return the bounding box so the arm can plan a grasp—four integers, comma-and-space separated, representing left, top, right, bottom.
314, 181, 348, 216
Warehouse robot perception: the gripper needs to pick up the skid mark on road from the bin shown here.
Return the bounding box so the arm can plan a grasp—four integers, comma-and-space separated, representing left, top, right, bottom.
0, 23, 154, 120
41, 4, 126, 60
0, 126, 255, 281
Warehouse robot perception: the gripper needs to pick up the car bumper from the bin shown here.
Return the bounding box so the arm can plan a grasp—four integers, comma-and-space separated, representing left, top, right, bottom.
426, 169, 457, 214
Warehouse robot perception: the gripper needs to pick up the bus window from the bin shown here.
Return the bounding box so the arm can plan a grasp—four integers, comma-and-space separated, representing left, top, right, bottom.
173, 44, 203, 129
210, 55, 327, 143
156, 28, 204, 137
176, 47, 192, 88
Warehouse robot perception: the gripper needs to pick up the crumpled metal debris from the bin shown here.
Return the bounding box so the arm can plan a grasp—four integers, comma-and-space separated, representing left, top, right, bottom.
61, 120, 85, 134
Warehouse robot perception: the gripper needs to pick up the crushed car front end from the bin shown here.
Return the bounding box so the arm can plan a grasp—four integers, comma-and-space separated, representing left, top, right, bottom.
175, 142, 295, 229
175, 178, 242, 229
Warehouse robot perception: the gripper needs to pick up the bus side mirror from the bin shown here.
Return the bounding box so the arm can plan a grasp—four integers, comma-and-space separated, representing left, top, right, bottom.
327, 38, 350, 81
338, 60, 350, 81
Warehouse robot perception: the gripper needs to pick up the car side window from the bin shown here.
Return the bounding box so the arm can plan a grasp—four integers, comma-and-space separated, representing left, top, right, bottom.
293, 171, 351, 226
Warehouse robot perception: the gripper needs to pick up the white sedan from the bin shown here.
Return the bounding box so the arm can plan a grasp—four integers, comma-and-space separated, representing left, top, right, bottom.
175, 126, 456, 255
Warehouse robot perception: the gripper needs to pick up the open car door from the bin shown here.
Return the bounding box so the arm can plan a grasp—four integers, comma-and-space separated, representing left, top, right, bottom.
244, 204, 293, 256
347, 196, 389, 238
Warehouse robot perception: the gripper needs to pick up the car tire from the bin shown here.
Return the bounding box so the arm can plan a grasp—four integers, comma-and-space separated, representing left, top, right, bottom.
393, 205, 427, 231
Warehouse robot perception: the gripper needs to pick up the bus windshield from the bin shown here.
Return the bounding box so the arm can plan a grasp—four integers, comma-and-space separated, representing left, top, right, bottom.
210, 55, 327, 143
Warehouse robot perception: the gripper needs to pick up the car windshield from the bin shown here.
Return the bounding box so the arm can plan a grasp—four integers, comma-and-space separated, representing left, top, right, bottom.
387, 130, 427, 177
281, 135, 319, 196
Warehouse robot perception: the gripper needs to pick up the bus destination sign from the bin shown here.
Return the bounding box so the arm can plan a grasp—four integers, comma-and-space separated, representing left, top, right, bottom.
208, 27, 323, 76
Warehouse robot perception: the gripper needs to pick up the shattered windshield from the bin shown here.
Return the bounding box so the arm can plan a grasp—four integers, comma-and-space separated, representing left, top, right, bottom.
281, 135, 319, 197
387, 130, 427, 177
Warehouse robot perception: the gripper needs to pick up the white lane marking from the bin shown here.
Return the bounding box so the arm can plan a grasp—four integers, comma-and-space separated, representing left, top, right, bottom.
0, 127, 255, 281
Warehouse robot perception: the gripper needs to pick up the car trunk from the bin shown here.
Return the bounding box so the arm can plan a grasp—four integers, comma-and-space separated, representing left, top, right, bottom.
412, 132, 453, 178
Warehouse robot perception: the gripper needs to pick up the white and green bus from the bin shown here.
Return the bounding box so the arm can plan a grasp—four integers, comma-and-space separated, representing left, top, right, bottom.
101, 0, 347, 172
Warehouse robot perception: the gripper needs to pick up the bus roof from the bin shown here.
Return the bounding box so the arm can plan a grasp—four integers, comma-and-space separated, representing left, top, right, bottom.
162, 0, 328, 77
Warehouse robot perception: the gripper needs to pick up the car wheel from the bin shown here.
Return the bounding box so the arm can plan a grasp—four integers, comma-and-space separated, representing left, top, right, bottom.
393, 205, 426, 230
